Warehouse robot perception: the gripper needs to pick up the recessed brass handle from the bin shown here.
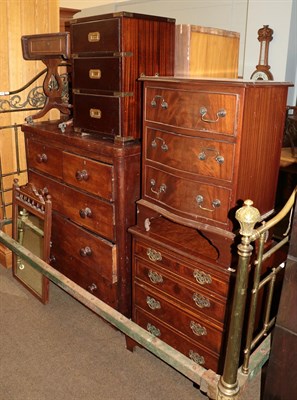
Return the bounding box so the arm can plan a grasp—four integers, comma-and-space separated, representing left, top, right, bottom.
199, 106, 226, 123
75, 169, 89, 181
36, 153, 47, 163
90, 108, 101, 119
89, 69, 101, 79
196, 195, 221, 212
88, 31, 100, 42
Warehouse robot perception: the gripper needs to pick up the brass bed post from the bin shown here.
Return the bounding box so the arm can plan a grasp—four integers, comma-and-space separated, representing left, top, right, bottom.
217, 200, 260, 400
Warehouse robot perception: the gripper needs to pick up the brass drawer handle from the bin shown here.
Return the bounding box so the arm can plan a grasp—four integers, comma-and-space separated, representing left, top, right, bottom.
200, 106, 226, 123
79, 207, 92, 219
148, 269, 163, 284
75, 169, 89, 181
90, 108, 101, 119
198, 147, 224, 164
193, 269, 212, 285
196, 195, 221, 212
89, 69, 101, 79
146, 296, 161, 310
88, 31, 100, 42
147, 323, 161, 337
150, 179, 167, 196
150, 95, 168, 109
80, 246, 92, 257
88, 283, 97, 293
192, 292, 211, 308
189, 350, 205, 365
146, 248, 162, 262
190, 321, 207, 337
36, 153, 48, 163
151, 137, 168, 152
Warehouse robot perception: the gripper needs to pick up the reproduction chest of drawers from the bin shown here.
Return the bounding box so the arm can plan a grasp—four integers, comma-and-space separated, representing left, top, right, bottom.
22, 120, 140, 317
127, 77, 291, 372
69, 12, 175, 141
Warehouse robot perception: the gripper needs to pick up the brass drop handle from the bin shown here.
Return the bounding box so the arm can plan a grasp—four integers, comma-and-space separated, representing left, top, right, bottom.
189, 350, 205, 365
36, 153, 48, 163
49, 254, 56, 263
151, 137, 168, 152
150, 179, 167, 196
190, 321, 207, 337
146, 296, 161, 310
148, 269, 163, 284
88, 283, 97, 293
79, 207, 92, 219
199, 106, 226, 123
193, 269, 212, 285
147, 323, 161, 337
147, 248, 162, 262
196, 195, 221, 212
150, 95, 168, 109
198, 148, 224, 164
80, 246, 92, 257
192, 292, 211, 308
75, 169, 89, 181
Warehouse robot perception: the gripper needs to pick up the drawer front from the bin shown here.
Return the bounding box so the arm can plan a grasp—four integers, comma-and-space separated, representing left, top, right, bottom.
145, 128, 234, 181
27, 140, 63, 179
50, 244, 117, 307
145, 87, 238, 136
134, 259, 226, 324
134, 308, 220, 372
28, 171, 115, 241
71, 18, 120, 54
144, 166, 231, 225
134, 284, 223, 353
73, 93, 120, 136
52, 212, 117, 283
134, 238, 229, 297
63, 152, 114, 201
72, 57, 121, 92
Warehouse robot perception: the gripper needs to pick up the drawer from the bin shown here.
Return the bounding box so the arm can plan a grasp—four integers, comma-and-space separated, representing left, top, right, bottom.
73, 93, 120, 137
28, 171, 115, 241
52, 212, 117, 283
72, 57, 121, 92
63, 152, 114, 201
134, 238, 229, 297
144, 87, 238, 136
145, 128, 234, 181
134, 284, 223, 354
134, 259, 226, 324
144, 166, 231, 225
50, 244, 117, 308
71, 18, 120, 54
134, 308, 220, 372
26, 140, 63, 179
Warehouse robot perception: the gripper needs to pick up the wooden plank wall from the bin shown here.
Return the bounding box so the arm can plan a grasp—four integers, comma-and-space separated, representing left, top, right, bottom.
0, 0, 59, 267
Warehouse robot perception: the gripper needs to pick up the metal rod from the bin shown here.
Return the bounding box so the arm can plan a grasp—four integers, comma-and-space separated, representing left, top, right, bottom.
0, 229, 218, 395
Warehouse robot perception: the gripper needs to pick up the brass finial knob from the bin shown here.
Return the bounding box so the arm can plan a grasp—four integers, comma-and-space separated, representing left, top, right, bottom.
235, 199, 261, 237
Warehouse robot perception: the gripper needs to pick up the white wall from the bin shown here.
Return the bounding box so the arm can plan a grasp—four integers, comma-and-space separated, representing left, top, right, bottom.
60, 0, 296, 104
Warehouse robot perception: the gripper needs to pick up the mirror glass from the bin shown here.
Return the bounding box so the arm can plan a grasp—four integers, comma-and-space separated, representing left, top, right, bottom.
15, 207, 44, 296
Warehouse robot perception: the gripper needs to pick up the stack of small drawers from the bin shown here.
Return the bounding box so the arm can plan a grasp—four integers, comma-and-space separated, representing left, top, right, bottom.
128, 76, 290, 371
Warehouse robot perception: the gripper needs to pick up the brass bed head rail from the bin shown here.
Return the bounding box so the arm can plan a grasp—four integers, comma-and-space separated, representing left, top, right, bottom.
218, 186, 297, 400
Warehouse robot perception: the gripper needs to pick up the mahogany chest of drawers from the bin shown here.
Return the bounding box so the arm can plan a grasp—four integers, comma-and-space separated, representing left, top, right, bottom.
69, 12, 175, 141
127, 77, 291, 372
22, 120, 141, 317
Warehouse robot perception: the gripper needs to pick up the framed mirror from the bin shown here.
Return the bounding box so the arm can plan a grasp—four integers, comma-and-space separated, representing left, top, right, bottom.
12, 179, 52, 303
